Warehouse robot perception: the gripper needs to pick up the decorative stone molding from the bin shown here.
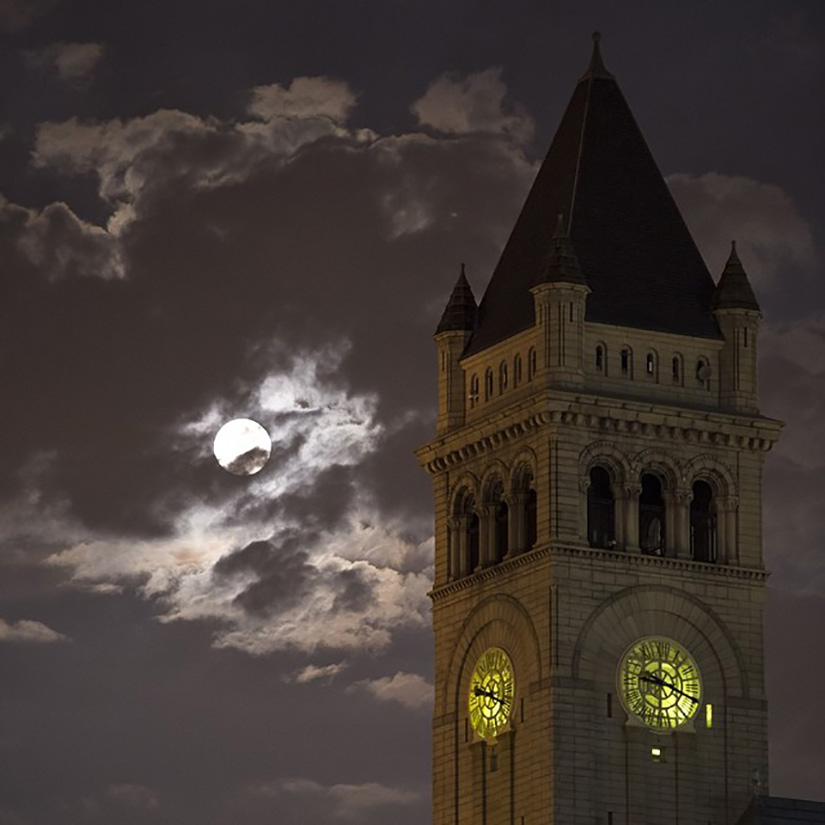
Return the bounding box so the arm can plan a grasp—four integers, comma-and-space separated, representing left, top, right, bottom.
429, 541, 768, 601
418, 404, 780, 475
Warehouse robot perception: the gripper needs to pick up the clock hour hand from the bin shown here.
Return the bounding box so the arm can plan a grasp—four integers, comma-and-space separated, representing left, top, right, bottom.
473, 685, 505, 705
639, 674, 698, 704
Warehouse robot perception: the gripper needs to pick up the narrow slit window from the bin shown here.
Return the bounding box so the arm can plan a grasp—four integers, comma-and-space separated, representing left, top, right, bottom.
620, 348, 630, 376
595, 345, 604, 371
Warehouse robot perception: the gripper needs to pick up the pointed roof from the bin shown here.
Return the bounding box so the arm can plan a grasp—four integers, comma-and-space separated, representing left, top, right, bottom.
711, 241, 760, 312
466, 33, 720, 355
436, 263, 478, 334
538, 213, 588, 286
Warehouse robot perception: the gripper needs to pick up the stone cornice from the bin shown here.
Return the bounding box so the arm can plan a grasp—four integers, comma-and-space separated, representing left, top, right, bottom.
429, 542, 768, 601
416, 396, 783, 475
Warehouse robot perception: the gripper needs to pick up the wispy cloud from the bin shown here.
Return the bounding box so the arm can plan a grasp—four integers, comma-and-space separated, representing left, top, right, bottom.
0, 618, 69, 644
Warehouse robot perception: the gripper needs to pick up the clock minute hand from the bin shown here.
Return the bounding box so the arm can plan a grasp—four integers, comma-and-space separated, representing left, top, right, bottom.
639, 674, 699, 704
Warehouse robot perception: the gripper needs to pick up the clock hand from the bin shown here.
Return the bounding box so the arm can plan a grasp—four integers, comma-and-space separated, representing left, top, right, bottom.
473, 686, 506, 705
639, 674, 699, 704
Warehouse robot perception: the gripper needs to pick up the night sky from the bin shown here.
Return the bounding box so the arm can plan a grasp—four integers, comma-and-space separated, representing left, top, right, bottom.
1, 2, 824, 823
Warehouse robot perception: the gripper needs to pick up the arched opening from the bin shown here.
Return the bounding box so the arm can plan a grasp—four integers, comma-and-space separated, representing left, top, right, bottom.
486, 479, 509, 564
513, 353, 522, 387
468, 512, 480, 572
484, 368, 494, 400
587, 466, 615, 549
620, 347, 632, 377
595, 344, 605, 372
469, 374, 479, 408
690, 480, 717, 563
527, 347, 537, 380
639, 473, 665, 555
498, 361, 508, 394
672, 354, 682, 385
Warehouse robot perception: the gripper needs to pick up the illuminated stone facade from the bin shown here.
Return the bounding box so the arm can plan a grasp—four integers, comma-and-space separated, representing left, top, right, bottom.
417, 37, 782, 825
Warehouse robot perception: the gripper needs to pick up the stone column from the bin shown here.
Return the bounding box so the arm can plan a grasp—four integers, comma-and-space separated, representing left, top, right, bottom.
721, 497, 739, 564
674, 489, 692, 559
624, 484, 641, 552
478, 504, 496, 569
507, 493, 526, 557
579, 478, 590, 545
450, 516, 465, 579
611, 483, 625, 550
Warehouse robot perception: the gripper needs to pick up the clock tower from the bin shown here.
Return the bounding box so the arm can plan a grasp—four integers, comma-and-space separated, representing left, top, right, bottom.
416, 35, 782, 825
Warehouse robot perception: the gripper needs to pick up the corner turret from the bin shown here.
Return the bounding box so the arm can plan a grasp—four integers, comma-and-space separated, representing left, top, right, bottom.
530, 215, 590, 388
435, 264, 477, 434
712, 242, 761, 413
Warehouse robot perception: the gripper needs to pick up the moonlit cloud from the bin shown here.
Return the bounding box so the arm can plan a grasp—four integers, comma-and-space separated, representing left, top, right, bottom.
0, 618, 69, 643
411, 67, 534, 144
255, 778, 421, 820
45, 345, 430, 655
0, 194, 123, 279
26, 42, 105, 84
247, 77, 358, 124
667, 172, 816, 289
287, 661, 349, 683
351, 671, 433, 710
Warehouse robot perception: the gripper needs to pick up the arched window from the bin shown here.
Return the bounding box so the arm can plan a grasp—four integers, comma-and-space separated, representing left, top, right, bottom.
595, 345, 605, 372
620, 347, 632, 377
645, 351, 657, 379
513, 354, 522, 387
690, 480, 717, 563
672, 354, 682, 385
498, 361, 508, 394
696, 357, 711, 389
527, 347, 537, 380
469, 374, 480, 408
484, 368, 494, 400
587, 466, 615, 549
639, 473, 665, 555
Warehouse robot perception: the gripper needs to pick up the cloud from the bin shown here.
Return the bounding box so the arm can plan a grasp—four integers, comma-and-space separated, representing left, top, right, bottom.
411, 67, 534, 144
351, 671, 433, 710
0, 618, 68, 643
667, 172, 815, 290
26, 42, 105, 84
248, 76, 357, 123
0, 0, 55, 32
0, 194, 123, 279
105, 783, 160, 810
287, 661, 349, 683
255, 777, 420, 820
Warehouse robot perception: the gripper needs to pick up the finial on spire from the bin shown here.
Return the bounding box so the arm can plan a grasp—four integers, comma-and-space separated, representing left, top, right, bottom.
460, 262, 466, 276
728, 240, 740, 264
580, 30, 613, 81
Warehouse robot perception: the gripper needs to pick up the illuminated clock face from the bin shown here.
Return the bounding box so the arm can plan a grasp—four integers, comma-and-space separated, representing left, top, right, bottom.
468, 647, 515, 740
618, 637, 702, 731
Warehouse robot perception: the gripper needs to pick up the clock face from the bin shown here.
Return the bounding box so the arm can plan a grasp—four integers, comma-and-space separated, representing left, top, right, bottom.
618, 637, 702, 731
468, 647, 515, 740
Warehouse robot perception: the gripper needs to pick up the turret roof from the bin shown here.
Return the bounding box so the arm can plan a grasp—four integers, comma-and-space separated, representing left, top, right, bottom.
466, 33, 721, 355
436, 264, 478, 334
711, 241, 761, 312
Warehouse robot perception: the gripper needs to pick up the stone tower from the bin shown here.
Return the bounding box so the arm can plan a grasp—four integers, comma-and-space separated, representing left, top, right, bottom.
416, 35, 782, 825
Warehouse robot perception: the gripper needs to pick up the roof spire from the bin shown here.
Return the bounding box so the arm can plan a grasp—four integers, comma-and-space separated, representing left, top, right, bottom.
711, 241, 760, 312
580, 31, 613, 82
540, 213, 587, 285
436, 263, 478, 333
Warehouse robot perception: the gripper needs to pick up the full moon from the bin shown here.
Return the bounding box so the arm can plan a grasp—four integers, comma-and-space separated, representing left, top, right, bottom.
213, 418, 272, 476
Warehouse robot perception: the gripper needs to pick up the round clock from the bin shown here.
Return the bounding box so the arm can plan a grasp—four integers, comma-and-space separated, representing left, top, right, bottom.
468, 647, 515, 740
618, 637, 702, 731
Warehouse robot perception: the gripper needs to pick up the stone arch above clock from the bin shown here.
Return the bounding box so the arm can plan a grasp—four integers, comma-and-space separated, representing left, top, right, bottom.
440, 593, 542, 717
571, 583, 749, 700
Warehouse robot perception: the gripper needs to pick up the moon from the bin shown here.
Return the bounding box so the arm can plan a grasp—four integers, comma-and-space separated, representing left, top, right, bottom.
213, 419, 272, 476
